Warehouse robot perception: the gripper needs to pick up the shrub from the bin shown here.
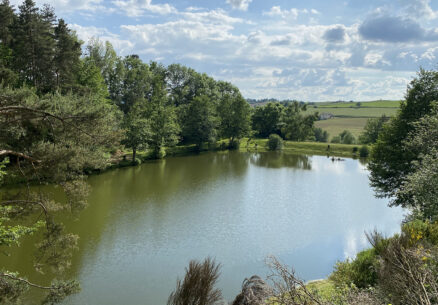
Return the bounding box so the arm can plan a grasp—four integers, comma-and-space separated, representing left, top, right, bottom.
352, 147, 358, 153
331, 136, 341, 143
132, 158, 142, 165
314, 128, 329, 143
339, 130, 356, 144
228, 139, 240, 150
359, 145, 369, 158
330, 248, 378, 288
167, 258, 222, 305
268, 134, 283, 150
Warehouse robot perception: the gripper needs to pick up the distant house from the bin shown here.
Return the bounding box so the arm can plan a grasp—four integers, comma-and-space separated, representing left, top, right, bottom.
319, 112, 333, 120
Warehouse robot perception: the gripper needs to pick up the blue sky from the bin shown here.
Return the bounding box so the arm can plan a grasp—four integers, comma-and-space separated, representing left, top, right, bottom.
10, 0, 438, 101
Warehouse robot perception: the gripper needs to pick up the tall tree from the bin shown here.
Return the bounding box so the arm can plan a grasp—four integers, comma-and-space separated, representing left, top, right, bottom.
54, 18, 82, 91
217, 92, 251, 142
281, 102, 317, 141
359, 115, 388, 144
146, 76, 180, 158
180, 95, 218, 148
369, 69, 438, 204
251, 102, 284, 138
119, 55, 151, 113
0, 0, 15, 46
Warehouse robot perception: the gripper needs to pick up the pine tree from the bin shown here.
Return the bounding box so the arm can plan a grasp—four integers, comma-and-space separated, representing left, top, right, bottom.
54, 18, 82, 91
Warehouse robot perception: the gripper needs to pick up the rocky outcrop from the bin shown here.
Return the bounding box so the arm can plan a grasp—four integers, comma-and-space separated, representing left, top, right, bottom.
231, 275, 273, 305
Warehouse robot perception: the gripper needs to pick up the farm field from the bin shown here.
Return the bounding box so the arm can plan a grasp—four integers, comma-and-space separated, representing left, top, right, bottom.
312, 100, 402, 108
304, 106, 399, 118
307, 100, 401, 140
315, 118, 368, 139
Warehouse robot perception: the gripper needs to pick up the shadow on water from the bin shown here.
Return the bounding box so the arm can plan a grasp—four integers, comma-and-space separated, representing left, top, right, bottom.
249, 151, 311, 170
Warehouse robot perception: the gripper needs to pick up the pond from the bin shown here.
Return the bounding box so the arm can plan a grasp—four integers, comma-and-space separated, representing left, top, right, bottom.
1, 151, 404, 304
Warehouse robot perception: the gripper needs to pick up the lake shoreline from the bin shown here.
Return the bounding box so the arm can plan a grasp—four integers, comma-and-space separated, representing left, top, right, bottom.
107, 139, 368, 171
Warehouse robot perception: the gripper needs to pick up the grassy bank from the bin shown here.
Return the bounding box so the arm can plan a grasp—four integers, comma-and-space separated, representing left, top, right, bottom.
109, 139, 367, 171
240, 138, 366, 158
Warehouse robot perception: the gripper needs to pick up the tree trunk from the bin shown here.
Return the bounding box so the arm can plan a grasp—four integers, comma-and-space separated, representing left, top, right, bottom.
132, 148, 136, 162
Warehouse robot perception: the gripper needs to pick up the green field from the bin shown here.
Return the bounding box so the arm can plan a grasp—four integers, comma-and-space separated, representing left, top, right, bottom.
315, 118, 368, 139
306, 100, 401, 140
312, 100, 402, 108
305, 107, 398, 118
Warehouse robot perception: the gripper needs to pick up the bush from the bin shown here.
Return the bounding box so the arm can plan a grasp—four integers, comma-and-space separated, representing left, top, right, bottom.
228, 139, 240, 150
167, 258, 222, 305
339, 130, 356, 144
331, 136, 341, 143
314, 127, 329, 143
268, 134, 283, 150
330, 248, 378, 288
352, 147, 358, 153
359, 145, 369, 158
132, 158, 142, 165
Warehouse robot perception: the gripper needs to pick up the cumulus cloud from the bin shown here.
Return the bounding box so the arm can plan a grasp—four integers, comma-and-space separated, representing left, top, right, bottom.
10, 0, 106, 13
112, 0, 177, 16
263, 6, 319, 19
359, 15, 438, 43
226, 0, 252, 11
70, 24, 134, 55
399, 0, 437, 20
323, 26, 346, 43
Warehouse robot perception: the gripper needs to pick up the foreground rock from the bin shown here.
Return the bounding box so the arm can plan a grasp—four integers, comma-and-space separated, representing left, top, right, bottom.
231, 275, 273, 305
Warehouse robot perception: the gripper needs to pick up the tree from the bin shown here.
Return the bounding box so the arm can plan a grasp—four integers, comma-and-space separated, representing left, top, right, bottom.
0, 86, 121, 303
146, 76, 180, 158
396, 105, 438, 219
281, 102, 318, 141
119, 55, 151, 113
217, 84, 251, 142
369, 69, 438, 203
121, 104, 151, 162
339, 130, 356, 144
0, 0, 15, 46
53, 18, 82, 91
180, 95, 218, 148
358, 115, 388, 144
12, 1, 57, 92
314, 127, 329, 142
251, 102, 284, 137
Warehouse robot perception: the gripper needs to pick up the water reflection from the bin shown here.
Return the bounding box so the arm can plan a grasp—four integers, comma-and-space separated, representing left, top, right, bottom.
0, 152, 403, 305
249, 151, 311, 169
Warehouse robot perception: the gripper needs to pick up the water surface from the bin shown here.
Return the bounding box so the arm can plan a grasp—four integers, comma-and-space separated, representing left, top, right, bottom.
1, 151, 404, 304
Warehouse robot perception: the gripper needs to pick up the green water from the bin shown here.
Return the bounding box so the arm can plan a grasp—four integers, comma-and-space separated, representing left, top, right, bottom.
1, 151, 404, 304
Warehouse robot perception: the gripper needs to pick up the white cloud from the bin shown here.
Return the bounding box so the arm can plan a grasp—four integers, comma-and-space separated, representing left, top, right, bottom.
400, 0, 437, 20
112, 0, 177, 16
10, 0, 107, 13
226, 0, 252, 11
70, 24, 134, 55
263, 6, 319, 19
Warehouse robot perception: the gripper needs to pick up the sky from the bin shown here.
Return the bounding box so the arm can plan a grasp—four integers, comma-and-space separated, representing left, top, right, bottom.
9, 0, 438, 101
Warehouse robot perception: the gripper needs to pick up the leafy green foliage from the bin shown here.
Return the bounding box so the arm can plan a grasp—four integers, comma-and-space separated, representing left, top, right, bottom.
217, 90, 251, 141
369, 68, 438, 203
268, 134, 283, 151
281, 102, 318, 141
180, 95, 218, 148
330, 249, 378, 289
251, 102, 283, 137
314, 127, 329, 142
358, 115, 388, 144
359, 145, 369, 158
